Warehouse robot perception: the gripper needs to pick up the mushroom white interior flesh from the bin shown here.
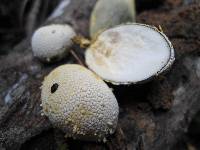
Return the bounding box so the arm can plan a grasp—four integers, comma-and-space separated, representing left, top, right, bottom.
86, 24, 175, 84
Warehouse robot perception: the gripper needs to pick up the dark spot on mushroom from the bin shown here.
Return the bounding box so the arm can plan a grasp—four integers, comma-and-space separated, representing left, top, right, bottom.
52, 30, 56, 34
51, 83, 59, 93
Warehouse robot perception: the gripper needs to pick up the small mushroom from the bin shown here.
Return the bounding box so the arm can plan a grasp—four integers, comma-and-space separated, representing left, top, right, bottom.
90, 0, 136, 38
41, 64, 119, 141
86, 23, 175, 85
31, 24, 76, 62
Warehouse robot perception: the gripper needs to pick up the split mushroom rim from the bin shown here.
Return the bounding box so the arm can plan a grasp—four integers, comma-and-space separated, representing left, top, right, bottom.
86, 23, 175, 85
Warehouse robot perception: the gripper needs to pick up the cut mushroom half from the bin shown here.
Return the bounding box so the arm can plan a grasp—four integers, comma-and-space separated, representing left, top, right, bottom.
85, 23, 175, 85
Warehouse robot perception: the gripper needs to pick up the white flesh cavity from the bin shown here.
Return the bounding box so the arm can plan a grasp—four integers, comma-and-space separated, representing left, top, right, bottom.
86, 24, 174, 84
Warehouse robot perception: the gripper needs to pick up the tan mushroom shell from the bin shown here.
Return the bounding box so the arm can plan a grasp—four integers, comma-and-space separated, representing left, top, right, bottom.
90, 0, 136, 38
41, 64, 119, 141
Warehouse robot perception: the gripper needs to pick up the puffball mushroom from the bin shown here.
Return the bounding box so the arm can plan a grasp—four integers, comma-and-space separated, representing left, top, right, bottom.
41, 64, 119, 141
31, 24, 76, 62
90, 0, 136, 38
86, 23, 175, 85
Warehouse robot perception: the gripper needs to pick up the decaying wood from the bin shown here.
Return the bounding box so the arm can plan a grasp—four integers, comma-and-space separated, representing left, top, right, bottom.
0, 0, 200, 150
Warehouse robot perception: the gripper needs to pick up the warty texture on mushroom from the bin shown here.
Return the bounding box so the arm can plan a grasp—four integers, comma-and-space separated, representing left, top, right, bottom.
41, 64, 119, 142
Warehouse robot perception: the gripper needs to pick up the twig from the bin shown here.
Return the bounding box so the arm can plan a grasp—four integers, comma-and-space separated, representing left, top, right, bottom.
70, 49, 85, 66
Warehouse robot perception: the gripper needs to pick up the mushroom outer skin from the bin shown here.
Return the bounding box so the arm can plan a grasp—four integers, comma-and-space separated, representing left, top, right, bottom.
31, 24, 76, 63
41, 64, 119, 141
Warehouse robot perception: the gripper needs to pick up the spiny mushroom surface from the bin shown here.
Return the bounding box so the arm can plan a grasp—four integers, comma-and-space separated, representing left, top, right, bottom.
86, 23, 175, 85
41, 64, 119, 141
90, 0, 136, 38
31, 24, 76, 62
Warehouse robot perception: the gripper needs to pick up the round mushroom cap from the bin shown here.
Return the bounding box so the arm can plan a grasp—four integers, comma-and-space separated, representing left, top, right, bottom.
41, 64, 119, 141
86, 23, 175, 85
31, 24, 76, 62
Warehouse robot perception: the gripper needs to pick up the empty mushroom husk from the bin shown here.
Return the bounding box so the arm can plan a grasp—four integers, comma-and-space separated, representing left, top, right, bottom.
90, 0, 136, 38
86, 23, 175, 85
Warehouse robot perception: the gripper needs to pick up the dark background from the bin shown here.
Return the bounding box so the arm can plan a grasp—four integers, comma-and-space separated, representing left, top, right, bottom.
0, 0, 200, 150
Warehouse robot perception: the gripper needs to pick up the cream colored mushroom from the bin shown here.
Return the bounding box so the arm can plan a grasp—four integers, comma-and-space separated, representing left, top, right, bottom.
41, 64, 119, 141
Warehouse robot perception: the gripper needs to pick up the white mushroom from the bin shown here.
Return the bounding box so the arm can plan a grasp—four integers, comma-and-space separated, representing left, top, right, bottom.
31, 24, 76, 62
86, 23, 175, 85
41, 64, 119, 141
